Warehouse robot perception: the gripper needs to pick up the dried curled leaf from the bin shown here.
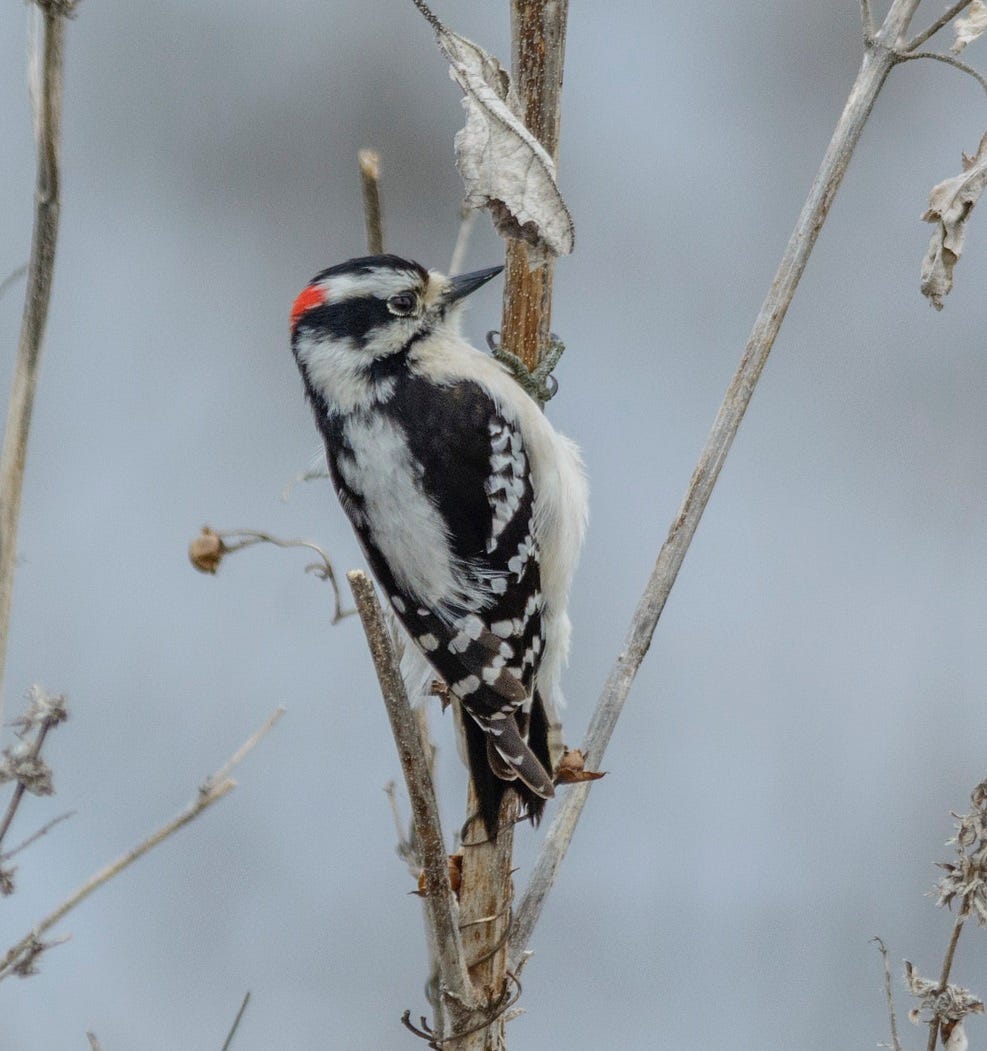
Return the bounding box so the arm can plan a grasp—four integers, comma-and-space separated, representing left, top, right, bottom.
952, 0, 987, 53
189, 527, 226, 574
432, 24, 574, 268
921, 133, 987, 310
554, 747, 606, 784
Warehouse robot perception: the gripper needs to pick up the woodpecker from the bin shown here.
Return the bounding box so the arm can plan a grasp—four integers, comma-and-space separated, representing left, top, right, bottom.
290, 254, 587, 838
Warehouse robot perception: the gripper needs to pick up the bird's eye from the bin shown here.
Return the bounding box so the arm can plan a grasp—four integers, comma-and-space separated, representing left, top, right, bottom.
387, 293, 417, 316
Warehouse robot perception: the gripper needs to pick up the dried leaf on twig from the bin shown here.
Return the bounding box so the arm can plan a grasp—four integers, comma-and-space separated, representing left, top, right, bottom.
921, 132, 987, 309
952, 0, 987, 53
554, 748, 606, 784
413, 1, 574, 267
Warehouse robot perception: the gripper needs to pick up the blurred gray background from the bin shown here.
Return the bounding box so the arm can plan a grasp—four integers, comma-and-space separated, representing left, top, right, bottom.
2, 1, 986, 1048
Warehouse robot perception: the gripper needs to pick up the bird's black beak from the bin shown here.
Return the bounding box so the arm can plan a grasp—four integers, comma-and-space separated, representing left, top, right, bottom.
442, 265, 504, 306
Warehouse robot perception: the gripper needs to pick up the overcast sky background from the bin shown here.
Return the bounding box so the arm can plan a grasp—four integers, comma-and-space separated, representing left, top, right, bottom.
2, 2, 987, 1048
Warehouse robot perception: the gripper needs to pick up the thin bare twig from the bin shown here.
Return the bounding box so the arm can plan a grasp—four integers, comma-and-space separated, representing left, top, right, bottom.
873, 937, 903, 1051
190, 527, 352, 623
0, 1, 72, 724
1, 809, 74, 861
861, 0, 876, 40
347, 571, 477, 1029
0, 693, 66, 851
220, 991, 252, 1051
903, 0, 973, 51
359, 149, 384, 254
448, 208, 477, 277
86, 1033, 103, 1051
280, 464, 330, 502
0, 265, 29, 302
898, 49, 987, 93
510, 1, 925, 971
0, 709, 282, 980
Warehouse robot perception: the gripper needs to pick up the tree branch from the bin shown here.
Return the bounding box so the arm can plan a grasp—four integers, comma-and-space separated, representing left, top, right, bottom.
347, 571, 477, 1028
897, 49, 987, 94
873, 937, 903, 1051
903, 0, 973, 51
927, 914, 967, 1051
220, 991, 252, 1051
510, 3, 924, 971
0, 0, 72, 723
0, 708, 283, 980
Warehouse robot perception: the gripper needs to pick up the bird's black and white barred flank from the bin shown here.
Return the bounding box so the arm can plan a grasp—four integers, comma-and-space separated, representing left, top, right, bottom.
290, 254, 588, 838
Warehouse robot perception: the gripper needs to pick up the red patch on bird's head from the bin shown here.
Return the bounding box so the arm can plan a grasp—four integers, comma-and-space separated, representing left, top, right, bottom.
290, 283, 327, 331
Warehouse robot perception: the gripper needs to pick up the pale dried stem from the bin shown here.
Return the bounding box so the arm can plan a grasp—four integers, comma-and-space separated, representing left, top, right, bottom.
510, 2, 926, 971
904, 0, 973, 51
213, 529, 351, 623
0, 714, 56, 851
898, 49, 987, 94
874, 937, 903, 1051
220, 991, 252, 1051
0, 266, 28, 302
359, 149, 384, 254
448, 787, 516, 1051
347, 571, 477, 1029
448, 208, 477, 277
0, 709, 282, 979
927, 913, 967, 1051
0, 3, 69, 724
2, 809, 74, 861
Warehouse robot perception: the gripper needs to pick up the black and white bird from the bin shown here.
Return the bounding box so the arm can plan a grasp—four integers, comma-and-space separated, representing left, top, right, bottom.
290, 254, 587, 838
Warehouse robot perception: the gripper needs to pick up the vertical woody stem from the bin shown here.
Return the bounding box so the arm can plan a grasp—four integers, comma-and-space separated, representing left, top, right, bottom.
500, 0, 570, 372
0, 2, 68, 722
451, 4, 571, 1048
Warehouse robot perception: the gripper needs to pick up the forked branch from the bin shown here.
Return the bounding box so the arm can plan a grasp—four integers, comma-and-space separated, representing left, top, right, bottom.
510, 0, 935, 969
0, 708, 283, 979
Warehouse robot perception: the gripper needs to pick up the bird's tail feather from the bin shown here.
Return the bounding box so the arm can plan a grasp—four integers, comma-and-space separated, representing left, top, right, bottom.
463, 692, 555, 840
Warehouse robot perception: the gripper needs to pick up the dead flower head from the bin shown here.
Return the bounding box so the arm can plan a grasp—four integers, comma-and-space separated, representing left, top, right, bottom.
906, 961, 984, 1036
936, 776, 987, 924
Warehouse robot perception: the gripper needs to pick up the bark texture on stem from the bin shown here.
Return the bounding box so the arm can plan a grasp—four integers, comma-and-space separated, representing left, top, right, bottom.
508, 2, 928, 970
500, 0, 569, 372
447, 787, 517, 1051
446, 5, 572, 1044
347, 572, 477, 1032
0, 3, 69, 723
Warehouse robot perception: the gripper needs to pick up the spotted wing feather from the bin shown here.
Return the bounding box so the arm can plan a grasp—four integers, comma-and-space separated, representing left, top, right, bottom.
321, 377, 553, 831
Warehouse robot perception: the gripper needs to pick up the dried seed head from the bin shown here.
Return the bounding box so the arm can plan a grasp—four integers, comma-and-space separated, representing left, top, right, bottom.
906, 961, 985, 1030
936, 776, 987, 924
189, 527, 226, 574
